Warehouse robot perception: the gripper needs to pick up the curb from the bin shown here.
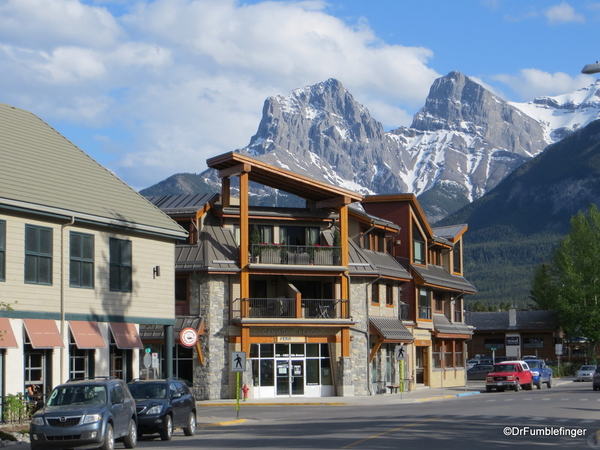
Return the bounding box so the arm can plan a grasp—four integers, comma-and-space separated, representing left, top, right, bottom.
198, 419, 247, 427
414, 391, 481, 403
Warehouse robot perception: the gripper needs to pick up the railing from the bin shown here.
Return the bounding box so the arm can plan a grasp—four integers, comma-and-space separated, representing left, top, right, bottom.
234, 298, 349, 319
0, 393, 45, 424
250, 244, 342, 266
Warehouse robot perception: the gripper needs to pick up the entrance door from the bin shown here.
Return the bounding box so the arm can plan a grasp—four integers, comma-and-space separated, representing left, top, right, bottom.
276, 359, 305, 396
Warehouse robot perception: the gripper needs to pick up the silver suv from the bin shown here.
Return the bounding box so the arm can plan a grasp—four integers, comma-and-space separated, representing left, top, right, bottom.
30, 377, 137, 450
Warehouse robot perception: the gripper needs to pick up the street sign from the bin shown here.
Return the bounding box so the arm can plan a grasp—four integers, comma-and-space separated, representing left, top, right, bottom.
143, 353, 152, 368
179, 327, 198, 347
151, 352, 159, 369
231, 352, 246, 372
395, 344, 406, 359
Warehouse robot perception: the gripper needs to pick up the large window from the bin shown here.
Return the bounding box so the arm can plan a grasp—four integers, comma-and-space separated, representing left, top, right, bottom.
109, 238, 132, 292
279, 226, 319, 246
412, 224, 425, 265
453, 240, 462, 273
25, 225, 52, 285
418, 288, 431, 320
70, 232, 94, 288
386, 284, 394, 306
372, 283, 380, 304
0, 220, 5, 281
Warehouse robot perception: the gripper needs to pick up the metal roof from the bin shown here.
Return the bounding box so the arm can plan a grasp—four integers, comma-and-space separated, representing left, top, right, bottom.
464, 310, 558, 331
360, 249, 412, 280
0, 103, 185, 238
370, 317, 414, 342
411, 264, 477, 293
139, 317, 204, 341
433, 313, 472, 336
146, 193, 218, 216
432, 224, 468, 242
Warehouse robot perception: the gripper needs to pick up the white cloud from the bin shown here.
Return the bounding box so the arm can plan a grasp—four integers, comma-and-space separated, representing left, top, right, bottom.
544, 2, 585, 25
493, 69, 593, 100
0, 0, 441, 188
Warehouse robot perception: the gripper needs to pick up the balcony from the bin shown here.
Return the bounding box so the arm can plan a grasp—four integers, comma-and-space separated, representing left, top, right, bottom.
234, 298, 349, 319
250, 244, 342, 266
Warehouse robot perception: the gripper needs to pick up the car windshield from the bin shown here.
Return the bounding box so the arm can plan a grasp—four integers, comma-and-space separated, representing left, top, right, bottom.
527, 361, 540, 369
47, 385, 107, 406
128, 382, 167, 399
493, 364, 516, 372
580, 366, 596, 371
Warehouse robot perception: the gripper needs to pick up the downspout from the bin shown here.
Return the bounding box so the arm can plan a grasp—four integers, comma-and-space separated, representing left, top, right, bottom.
60, 216, 75, 383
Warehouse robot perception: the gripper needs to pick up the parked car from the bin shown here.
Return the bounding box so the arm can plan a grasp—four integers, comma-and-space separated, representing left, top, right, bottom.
127, 378, 196, 441
30, 376, 137, 450
592, 366, 600, 391
525, 359, 553, 389
576, 365, 597, 382
466, 359, 480, 370
467, 364, 493, 380
485, 361, 534, 392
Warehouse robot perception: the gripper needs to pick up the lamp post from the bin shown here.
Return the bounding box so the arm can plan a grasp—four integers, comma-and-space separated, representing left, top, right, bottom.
582, 61, 600, 74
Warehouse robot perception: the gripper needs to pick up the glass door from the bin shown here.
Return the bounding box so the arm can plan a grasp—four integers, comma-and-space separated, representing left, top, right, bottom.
290, 360, 304, 395
276, 360, 290, 395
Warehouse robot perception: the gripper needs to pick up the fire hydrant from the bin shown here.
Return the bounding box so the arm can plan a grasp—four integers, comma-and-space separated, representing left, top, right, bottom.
242, 384, 249, 401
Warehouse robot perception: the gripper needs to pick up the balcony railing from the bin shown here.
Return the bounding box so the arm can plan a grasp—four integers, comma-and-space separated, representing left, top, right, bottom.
234, 298, 349, 319
250, 244, 341, 266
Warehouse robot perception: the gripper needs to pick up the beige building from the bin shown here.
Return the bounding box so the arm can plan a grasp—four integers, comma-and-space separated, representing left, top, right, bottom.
0, 103, 186, 400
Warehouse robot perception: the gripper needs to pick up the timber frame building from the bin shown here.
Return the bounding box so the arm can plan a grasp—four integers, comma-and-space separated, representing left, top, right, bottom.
149, 152, 476, 399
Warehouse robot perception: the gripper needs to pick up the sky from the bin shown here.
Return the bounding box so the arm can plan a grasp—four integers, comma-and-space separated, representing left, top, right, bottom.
1, 0, 599, 191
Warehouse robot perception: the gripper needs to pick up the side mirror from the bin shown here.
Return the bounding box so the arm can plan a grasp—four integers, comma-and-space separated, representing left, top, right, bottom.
172, 392, 182, 399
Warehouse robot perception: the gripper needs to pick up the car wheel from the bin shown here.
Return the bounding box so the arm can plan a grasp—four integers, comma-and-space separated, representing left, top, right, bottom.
536, 381, 542, 389
526, 381, 533, 390
547, 378, 552, 389
123, 419, 137, 449
485, 386, 492, 392
514, 381, 520, 392
160, 414, 173, 441
183, 411, 196, 436
100, 423, 115, 450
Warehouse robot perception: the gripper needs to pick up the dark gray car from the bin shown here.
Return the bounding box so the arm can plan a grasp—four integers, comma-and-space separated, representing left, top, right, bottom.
30, 377, 137, 450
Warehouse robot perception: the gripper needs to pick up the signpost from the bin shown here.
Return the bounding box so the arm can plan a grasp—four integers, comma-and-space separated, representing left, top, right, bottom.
395, 345, 407, 398
231, 352, 246, 418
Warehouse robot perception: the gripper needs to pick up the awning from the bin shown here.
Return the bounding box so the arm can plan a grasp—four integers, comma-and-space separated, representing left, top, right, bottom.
369, 317, 414, 343
69, 321, 106, 349
139, 317, 204, 343
0, 318, 18, 348
109, 323, 143, 349
433, 314, 473, 339
23, 319, 64, 348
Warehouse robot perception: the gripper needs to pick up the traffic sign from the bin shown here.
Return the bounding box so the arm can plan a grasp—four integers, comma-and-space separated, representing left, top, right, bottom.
231, 352, 246, 372
179, 327, 198, 347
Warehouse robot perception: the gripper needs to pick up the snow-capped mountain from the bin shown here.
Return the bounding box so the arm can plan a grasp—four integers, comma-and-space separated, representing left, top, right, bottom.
146, 72, 600, 222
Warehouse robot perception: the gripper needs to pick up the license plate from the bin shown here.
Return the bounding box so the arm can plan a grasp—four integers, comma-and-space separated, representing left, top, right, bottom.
497, 382, 503, 386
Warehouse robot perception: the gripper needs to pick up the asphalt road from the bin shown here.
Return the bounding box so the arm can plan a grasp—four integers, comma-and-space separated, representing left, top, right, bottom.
20, 380, 600, 450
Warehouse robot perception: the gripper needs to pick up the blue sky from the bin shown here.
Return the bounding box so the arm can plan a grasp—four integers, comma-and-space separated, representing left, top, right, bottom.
1, 0, 598, 190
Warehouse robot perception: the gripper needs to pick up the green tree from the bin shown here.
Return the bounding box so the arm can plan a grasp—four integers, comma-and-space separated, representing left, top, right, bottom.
531, 204, 600, 362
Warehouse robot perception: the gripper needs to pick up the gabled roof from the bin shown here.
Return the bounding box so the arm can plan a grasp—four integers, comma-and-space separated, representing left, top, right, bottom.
432, 224, 468, 243
0, 103, 185, 238
410, 264, 477, 293
207, 152, 363, 204
348, 206, 400, 233
464, 310, 558, 331
362, 193, 433, 238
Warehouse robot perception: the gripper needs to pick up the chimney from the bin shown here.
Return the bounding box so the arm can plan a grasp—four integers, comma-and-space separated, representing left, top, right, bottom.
508, 307, 517, 328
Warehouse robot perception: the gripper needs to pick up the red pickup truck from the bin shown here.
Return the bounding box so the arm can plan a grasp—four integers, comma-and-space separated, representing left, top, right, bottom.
485, 361, 534, 392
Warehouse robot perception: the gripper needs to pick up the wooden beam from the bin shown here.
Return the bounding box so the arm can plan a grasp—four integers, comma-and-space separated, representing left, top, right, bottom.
316, 196, 352, 209
218, 163, 251, 179
369, 337, 383, 363
342, 327, 350, 358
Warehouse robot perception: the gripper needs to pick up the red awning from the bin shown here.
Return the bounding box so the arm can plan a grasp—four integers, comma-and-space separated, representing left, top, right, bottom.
109, 323, 143, 349
23, 319, 64, 348
69, 321, 106, 349
0, 318, 18, 348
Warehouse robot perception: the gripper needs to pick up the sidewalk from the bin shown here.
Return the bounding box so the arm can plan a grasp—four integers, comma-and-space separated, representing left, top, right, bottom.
195, 383, 485, 427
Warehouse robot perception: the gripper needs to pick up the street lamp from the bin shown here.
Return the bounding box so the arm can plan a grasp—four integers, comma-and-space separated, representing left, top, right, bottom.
582, 61, 600, 74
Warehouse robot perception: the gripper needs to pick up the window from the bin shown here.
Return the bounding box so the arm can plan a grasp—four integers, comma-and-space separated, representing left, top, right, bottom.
412, 224, 425, 265
109, 238, 132, 292
25, 225, 52, 285
399, 301, 409, 321
418, 288, 431, 320
524, 337, 544, 349
70, 232, 94, 288
453, 240, 462, 273
386, 284, 393, 306
279, 226, 319, 246
175, 277, 189, 315
0, 220, 5, 281
371, 283, 379, 304
434, 292, 444, 313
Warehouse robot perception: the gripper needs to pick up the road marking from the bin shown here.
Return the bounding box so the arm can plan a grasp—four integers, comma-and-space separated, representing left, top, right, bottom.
504, 399, 514, 402
542, 398, 551, 401
523, 398, 533, 401
341, 417, 441, 449
579, 398, 589, 401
